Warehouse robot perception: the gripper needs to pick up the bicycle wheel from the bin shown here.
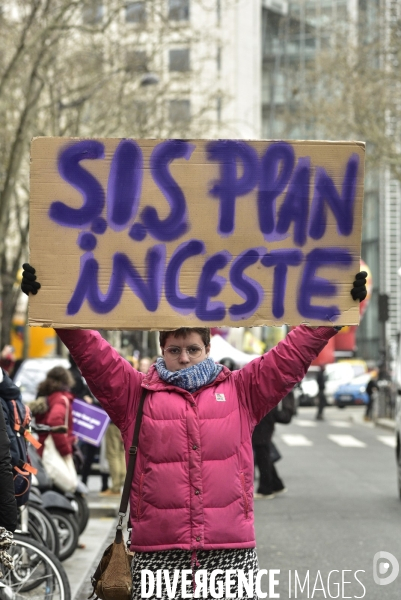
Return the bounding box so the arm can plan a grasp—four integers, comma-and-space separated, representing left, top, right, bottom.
17, 512, 46, 549
3, 533, 71, 600
27, 521, 46, 547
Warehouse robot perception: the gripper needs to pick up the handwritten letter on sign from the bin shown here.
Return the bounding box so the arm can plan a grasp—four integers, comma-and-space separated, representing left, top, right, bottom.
29, 138, 365, 329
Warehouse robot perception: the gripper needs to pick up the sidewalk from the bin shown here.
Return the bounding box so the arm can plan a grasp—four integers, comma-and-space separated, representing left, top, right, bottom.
348, 409, 396, 431
375, 417, 396, 431
86, 475, 121, 518
87, 489, 121, 518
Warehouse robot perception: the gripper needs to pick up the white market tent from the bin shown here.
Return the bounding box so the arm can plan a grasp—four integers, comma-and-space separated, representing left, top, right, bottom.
209, 335, 260, 367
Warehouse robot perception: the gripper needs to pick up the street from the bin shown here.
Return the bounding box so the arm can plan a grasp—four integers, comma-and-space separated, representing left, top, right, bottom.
65, 406, 401, 600
255, 406, 401, 599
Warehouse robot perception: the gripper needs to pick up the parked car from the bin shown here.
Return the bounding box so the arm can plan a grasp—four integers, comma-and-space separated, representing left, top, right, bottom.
325, 360, 368, 405
334, 372, 372, 408
298, 366, 320, 406
13, 357, 70, 402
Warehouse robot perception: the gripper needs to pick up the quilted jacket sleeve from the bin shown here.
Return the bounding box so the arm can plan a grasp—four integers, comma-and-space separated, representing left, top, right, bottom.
45, 392, 73, 456
56, 329, 143, 431
0, 404, 18, 532
235, 325, 337, 425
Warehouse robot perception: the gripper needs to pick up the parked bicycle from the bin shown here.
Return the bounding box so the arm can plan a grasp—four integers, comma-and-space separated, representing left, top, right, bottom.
18, 499, 59, 558
0, 532, 71, 600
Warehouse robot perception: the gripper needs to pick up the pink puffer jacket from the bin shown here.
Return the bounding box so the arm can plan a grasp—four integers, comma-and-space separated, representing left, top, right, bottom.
56, 326, 335, 551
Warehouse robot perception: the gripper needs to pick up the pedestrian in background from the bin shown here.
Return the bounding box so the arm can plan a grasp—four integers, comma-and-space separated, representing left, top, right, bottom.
0, 346, 15, 377
98, 437, 109, 493
219, 357, 238, 371
0, 382, 18, 533
35, 366, 77, 460
127, 356, 139, 370
252, 392, 294, 499
0, 393, 18, 580
100, 422, 125, 496
364, 371, 379, 421
315, 365, 327, 421
138, 357, 152, 374
69, 355, 108, 491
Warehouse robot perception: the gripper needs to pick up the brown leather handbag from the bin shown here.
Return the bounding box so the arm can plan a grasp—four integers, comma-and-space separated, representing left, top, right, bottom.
88, 388, 146, 600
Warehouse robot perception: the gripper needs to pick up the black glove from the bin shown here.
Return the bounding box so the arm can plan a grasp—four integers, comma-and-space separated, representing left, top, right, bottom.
21, 263, 41, 296
351, 271, 367, 302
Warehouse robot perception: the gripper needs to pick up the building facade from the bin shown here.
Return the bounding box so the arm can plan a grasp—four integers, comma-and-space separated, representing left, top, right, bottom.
261, 0, 401, 365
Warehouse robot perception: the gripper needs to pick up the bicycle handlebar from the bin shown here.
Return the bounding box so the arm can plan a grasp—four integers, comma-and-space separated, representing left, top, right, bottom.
31, 424, 68, 434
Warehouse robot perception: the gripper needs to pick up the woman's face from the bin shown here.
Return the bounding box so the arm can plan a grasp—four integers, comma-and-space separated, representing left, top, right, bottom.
161, 332, 210, 372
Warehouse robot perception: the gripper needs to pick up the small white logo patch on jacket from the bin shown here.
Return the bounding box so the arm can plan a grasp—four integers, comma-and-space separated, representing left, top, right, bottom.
215, 393, 226, 402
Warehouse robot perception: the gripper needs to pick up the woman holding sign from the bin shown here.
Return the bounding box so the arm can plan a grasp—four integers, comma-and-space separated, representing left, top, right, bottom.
34, 366, 76, 460
21, 264, 366, 600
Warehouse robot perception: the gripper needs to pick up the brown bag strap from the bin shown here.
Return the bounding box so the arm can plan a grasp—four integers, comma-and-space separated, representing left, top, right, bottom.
115, 386, 147, 543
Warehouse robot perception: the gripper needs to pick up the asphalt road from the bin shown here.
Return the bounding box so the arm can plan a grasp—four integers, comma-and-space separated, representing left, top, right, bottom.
254, 406, 401, 599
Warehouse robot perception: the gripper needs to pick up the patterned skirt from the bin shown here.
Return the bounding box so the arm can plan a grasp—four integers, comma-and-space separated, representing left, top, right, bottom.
131, 548, 259, 600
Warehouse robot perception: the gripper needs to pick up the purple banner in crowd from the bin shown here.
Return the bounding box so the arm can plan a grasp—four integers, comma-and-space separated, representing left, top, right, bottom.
72, 399, 110, 446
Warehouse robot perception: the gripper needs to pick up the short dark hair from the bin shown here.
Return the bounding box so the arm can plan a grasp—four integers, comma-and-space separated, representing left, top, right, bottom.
159, 328, 211, 348
219, 357, 237, 371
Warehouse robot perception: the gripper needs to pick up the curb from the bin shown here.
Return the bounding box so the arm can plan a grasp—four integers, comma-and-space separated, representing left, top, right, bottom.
375, 418, 396, 432
349, 414, 396, 432
88, 502, 120, 518
87, 491, 120, 518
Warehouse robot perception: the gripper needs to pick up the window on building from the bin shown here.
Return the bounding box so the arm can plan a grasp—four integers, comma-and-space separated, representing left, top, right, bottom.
126, 50, 148, 72
305, 36, 316, 50
169, 48, 190, 72
126, 2, 146, 23
169, 100, 190, 123
82, 0, 103, 24
320, 2, 333, 25
168, 0, 189, 21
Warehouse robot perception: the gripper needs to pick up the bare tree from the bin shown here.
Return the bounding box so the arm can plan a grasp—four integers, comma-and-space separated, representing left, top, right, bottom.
0, 0, 225, 348
280, 15, 401, 178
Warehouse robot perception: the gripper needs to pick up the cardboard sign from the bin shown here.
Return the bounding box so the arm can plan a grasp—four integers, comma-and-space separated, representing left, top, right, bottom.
29, 137, 365, 329
71, 399, 110, 446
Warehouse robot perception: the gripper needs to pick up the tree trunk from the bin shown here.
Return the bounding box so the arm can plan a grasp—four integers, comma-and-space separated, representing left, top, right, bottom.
1, 280, 17, 350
